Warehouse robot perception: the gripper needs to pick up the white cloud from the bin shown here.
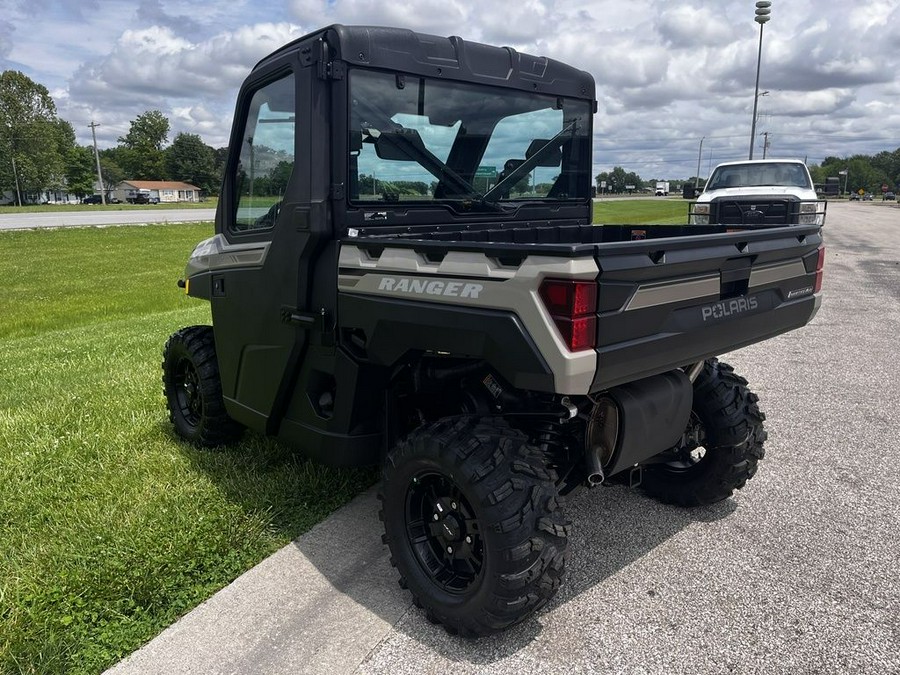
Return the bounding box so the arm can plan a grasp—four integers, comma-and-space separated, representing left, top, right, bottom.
57, 22, 305, 147
2, 0, 899, 178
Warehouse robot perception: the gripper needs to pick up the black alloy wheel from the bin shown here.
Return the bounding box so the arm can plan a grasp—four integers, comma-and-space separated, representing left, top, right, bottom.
162, 325, 243, 447
405, 471, 484, 594
173, 357, 203, 428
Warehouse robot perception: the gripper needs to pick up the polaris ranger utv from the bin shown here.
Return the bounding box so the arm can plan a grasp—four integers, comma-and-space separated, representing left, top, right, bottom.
162, 25, 824, 637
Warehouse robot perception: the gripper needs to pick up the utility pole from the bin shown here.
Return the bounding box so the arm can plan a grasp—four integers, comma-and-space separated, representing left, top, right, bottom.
88, 121, 106, 205
5, 122, 22, 206
10, 152, 22, 207
762, 132, 769, 159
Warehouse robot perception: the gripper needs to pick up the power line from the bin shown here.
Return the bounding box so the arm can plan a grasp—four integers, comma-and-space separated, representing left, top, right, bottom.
594, 133, 748, 144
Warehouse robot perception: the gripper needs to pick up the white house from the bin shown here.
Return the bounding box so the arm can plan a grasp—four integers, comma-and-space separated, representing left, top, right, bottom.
1, 189, 81, 205
114, 180, 202, 204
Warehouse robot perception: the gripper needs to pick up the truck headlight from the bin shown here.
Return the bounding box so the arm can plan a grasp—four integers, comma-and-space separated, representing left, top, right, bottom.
690, 203, 710, 225
799, 202, 824, 225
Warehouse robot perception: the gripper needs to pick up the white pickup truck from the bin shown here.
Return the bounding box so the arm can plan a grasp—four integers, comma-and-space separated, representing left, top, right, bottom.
690, 159, 826, 227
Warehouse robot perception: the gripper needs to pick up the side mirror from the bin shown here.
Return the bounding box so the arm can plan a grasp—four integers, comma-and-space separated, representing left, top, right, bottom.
525, 139, 562, 167
374, 128, 427, 161
503, 158, 526, 174
349, 130, 363, 152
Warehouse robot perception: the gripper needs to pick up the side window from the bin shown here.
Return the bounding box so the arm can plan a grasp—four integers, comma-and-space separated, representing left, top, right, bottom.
233, 73, 296, 232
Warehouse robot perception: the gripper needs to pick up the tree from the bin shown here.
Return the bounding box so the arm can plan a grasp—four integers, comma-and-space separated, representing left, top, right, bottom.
596, 167, 632, 193
0, 70, 74, 203
65, 146, 97, 197
267, 160, 293, 196
116, 110, 170, 180
685, 176, 707, 190
99, 156, 125, 197
118, 109, 169, 151
809, 149, 900, 194
623, 170, 643, 191
166, 132, 218, 193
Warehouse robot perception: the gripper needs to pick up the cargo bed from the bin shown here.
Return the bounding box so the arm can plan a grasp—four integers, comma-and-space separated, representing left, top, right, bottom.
345, 221, 824, 390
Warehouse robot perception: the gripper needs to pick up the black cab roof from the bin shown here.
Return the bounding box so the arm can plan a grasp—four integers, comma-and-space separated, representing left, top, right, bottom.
254, 24, 596, 103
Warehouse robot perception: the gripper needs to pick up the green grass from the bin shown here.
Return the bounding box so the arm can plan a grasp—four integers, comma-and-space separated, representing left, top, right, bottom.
0, 199, 217, 214
0, 199, 690, 672
593, 197, 691, 225
0, 223, 373, 674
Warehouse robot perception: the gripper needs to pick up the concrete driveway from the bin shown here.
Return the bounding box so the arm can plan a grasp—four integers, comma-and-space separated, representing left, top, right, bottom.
108, 201, 900, 675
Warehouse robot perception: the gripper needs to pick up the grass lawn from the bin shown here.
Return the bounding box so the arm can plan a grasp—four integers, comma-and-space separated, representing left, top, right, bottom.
593, 197, 691, 224
0, 223, 373, 674
0, 200, 688, 673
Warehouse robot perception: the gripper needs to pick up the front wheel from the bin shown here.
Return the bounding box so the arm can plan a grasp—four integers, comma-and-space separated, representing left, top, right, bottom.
641, 359, 767, 506
162, 325, 243, 447
380, 416, 569, 637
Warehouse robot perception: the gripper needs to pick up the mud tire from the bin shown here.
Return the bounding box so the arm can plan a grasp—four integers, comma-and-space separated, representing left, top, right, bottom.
379, 416, 569, 637
162, 325, 243, 447
641, 359, 767, 506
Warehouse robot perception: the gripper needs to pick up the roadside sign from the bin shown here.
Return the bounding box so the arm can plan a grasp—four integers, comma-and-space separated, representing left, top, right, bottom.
476, 166, 497, 178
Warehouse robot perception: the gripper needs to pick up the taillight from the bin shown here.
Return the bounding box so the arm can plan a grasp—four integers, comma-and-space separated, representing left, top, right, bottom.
814, 245, 825, 293
539, 279, 598, 351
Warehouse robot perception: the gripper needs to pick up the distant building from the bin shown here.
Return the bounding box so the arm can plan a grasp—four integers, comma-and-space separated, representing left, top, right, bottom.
114, 180, 201, 204
1, 189, 81, 205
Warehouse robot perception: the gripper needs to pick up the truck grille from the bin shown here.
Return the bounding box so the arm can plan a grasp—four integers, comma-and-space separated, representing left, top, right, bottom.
711, 198, 796, 226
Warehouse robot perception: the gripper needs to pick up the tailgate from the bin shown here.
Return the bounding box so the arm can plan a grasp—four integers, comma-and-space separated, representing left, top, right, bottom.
591, 226, 823, 390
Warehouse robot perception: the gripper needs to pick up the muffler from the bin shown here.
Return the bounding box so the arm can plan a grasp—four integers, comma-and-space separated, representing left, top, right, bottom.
585, 370, 693, 482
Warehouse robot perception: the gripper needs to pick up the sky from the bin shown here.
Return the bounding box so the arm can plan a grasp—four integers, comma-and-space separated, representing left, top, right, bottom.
2, 0, 899, 180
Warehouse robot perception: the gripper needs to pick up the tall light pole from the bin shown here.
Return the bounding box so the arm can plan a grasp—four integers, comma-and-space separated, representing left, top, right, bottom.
88, 121, 106, 205
695, 136, 704, 194
749, 1, 771, 160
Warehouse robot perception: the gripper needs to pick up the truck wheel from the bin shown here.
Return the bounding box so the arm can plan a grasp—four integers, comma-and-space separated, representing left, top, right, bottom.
379, 416, 569, 636
162, 326, 243, 447
641, 359, 766, 507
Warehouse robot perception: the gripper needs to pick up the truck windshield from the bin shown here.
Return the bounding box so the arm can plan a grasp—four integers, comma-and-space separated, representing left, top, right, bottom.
348, 69, 592, 210
706, 162, 812, 190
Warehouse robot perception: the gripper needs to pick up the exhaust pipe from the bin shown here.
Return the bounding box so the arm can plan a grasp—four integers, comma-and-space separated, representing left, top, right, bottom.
586, 463, 605, 487
686, 360, 705, 383
585, 396, 618, 487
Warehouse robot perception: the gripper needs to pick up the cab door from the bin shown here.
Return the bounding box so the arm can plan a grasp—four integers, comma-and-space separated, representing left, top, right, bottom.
211, 63, 320, 434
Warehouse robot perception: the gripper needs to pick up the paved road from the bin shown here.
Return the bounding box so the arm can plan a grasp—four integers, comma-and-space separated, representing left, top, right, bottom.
0, 208, 216, 230
108, 201, 900, 675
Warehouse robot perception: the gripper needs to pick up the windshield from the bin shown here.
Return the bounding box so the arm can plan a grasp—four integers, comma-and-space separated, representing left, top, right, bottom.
707, 162, 813, 190
348, 69, 592, 210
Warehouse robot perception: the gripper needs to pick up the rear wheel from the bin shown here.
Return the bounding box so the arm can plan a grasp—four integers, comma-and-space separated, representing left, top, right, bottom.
641, 359, 766, 506
380, 416, 569, 636
162, 326, 243, 446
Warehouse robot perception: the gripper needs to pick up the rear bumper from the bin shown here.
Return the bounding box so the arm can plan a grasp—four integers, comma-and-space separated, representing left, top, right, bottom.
592, 292, 820, 391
